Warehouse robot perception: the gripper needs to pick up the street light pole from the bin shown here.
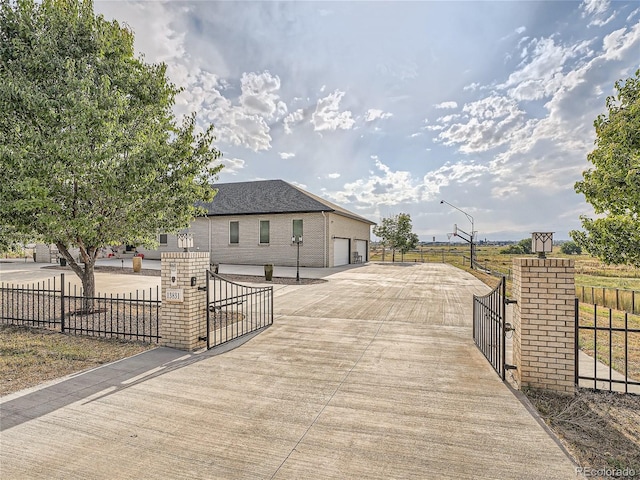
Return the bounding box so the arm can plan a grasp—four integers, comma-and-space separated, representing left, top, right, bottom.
440, 200, 475, 269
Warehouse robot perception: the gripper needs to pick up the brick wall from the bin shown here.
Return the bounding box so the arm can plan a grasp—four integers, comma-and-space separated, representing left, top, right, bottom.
512, 258, 576, 394
160, 252, 210, 351
142, 212, 373, 268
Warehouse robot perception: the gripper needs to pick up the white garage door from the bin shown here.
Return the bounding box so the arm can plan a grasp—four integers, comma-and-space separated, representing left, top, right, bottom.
355, 240, 367, 262
333, 238, 350, 266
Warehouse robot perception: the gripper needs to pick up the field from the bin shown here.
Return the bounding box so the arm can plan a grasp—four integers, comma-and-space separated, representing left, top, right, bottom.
370, 243, 640, 290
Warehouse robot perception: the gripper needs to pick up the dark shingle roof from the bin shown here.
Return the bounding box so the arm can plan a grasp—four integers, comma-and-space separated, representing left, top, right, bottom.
199, 180, 375, 225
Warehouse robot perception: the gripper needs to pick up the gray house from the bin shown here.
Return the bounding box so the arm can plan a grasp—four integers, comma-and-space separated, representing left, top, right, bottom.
139, 180, 375, 267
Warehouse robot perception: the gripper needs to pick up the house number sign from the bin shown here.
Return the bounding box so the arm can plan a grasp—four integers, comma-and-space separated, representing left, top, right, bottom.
165, 288, 184, 303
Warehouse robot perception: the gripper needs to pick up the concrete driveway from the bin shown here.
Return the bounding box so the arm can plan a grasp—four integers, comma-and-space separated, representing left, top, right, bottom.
0, 263, 578, 479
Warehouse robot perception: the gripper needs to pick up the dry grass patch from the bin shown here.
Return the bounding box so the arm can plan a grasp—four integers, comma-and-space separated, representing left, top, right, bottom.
525, 389, 640, 478
0, 324, 154, 396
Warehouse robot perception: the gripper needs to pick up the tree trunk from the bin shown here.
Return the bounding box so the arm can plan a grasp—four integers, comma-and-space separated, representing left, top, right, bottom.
56, 242, 98, 312
80, 261, 96, 310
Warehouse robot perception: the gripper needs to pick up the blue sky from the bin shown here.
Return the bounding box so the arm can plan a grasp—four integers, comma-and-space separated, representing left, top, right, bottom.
95, 0, 640, 242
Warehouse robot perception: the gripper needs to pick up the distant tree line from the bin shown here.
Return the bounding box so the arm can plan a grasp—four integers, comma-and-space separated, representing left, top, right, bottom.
500, 239, 582, 255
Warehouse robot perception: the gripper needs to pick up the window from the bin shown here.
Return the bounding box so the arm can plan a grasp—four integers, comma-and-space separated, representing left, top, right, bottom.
293, 219, 303, 241
159, 234, 168, 245
229, 221, 239, 244
259, 220, 270, 244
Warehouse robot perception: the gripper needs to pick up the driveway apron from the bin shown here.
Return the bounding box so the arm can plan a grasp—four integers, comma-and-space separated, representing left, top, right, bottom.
0, 263, 578, 479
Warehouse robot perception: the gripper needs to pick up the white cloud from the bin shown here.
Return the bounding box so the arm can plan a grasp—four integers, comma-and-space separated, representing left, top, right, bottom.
311, 90, 355, 132
189, 69, 295, 152
436, 95, 529, 153
463, 82, 480, 91
515, 26, 526, 35
627, 8, 640, 22
436, 114, 461, 124
328, 159, 423, 207
283, 109, 304, 134
601, 23, 640, 61
581, 0, 616, 27
499, 37, 593, 101
581, 0, 610, 17
434, 101, 458, 109
214, 156, 245, 175
422, 161, 489, 197
239, 71, 287, 120
279, 152, 295, 159
325, 158, 488, 212
365, 109, 393, 122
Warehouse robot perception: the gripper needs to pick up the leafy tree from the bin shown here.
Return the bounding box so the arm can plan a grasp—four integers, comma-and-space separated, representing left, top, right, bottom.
0, 0, 222, 304
517, 238, 533, 254
395, 213, 419, 261
560, 241, 582, 255
500, 244, 524, 255
570, 70, 640, 267
373, 213, 419, 262
500, 238, 533, 255
373, 216, 397, 261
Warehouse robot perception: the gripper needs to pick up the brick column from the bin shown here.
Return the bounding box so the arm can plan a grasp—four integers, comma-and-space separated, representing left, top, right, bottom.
160, 252, 210, 351
512, 258, 576, 394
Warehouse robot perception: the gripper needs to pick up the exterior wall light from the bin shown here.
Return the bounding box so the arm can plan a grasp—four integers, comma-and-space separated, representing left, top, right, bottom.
177, 233, 194, 251
531, 232, 553, 258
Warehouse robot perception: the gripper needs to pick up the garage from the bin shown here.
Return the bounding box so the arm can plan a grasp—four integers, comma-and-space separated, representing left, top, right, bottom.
355, 240, 367, 263
333, 238, 350, 266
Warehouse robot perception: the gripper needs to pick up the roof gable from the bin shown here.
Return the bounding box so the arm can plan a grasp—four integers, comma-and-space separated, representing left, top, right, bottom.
199, 180, 375, 225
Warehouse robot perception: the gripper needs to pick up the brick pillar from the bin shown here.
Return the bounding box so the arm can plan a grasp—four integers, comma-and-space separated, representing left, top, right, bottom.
160, 252, 210, 351
512, 258, 576, 394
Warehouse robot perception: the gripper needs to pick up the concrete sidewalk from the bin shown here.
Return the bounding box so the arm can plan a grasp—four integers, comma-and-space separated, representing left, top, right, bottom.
0, 263, 579, 479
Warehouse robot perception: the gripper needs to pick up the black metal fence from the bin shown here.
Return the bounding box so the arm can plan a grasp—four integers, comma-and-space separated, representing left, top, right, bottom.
204, 271, 273, 349
575, 299, 640, 394
1, 274, 161, 343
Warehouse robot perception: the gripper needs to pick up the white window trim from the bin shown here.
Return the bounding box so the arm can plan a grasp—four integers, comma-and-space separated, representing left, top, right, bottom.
259, 220, 270, 245
229, 220, 239, 245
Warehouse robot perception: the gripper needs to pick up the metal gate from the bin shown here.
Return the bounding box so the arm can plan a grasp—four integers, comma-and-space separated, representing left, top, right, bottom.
473, 276, 516, 380
201, 271, 273, 350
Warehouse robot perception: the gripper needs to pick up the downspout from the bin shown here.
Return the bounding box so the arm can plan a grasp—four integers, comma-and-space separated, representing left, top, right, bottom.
208, 216, 212, 259
322, 211, 327, 267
